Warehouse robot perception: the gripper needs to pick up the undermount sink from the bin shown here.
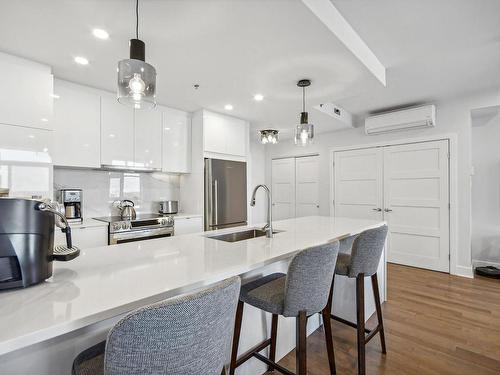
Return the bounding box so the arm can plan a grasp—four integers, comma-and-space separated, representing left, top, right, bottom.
208, 228, 282, 243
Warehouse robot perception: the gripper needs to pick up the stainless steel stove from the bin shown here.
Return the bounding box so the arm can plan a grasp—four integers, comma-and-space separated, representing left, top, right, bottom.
94, 214, 174, 245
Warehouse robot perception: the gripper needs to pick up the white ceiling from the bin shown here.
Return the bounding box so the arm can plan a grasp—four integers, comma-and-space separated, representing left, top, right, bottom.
331, 0, 500, 116
1, 0, 500, 139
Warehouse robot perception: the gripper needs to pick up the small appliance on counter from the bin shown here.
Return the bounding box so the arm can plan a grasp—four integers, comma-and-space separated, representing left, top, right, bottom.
117, 199, 137, 220
59, 189, 83, 223
0, 198, 80, 290
0, 188, 9, 197
159, 200, 178, 215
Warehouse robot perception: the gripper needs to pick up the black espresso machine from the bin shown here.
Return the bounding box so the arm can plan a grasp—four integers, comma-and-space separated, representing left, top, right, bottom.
0, 198, 80, 290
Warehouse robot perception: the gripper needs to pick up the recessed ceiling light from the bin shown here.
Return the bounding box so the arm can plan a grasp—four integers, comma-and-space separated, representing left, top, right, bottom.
74, 56, 89, 65
92, 28, 109, 40
225, 104, 233, 111
41, 118, 48, 122
28, 134, 35, 139
50, 93, 60, 99
254, 94, 264, 101
164, 127, 171, 131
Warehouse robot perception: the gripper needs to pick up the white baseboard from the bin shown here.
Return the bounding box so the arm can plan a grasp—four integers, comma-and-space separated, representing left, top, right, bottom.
472, 259, 500, 268
454, 265, 473, 278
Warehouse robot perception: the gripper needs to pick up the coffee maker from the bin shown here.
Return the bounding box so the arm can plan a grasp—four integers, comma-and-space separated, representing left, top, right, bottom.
0, 198, 78, 290
59, 189, 83, 223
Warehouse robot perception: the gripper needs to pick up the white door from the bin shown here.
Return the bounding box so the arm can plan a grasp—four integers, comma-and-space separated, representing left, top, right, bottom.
383, 140, 449, 272
272, 158, 296, 220
295, 155, 320, 217
334, 148, 384, 220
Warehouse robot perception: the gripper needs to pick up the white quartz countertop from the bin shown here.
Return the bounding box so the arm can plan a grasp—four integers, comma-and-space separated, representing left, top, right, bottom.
0, 216, 384, 355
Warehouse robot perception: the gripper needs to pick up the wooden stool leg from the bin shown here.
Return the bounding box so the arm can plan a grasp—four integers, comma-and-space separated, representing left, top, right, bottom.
221, 366, 226, 375
229, 301, 244, 375
371, 273, 387, 354
296, 310, 307, 375
269, 314, 278, 370
322, 275, 336, 374
356, 274, 366, 375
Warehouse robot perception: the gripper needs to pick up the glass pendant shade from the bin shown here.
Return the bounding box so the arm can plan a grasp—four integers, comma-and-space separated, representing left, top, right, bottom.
260, 129, 279, 144
117, 57, 156, 109
295, 122, 314, 146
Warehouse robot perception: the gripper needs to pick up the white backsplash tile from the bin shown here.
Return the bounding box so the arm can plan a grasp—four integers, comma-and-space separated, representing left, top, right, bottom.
54, 168, 180, 218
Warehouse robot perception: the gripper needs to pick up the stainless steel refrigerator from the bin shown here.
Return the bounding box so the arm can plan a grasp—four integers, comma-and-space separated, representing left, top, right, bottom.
204, 158, 247, 230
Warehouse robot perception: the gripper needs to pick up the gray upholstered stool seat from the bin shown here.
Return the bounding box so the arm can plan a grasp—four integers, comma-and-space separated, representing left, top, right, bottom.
239, 273, 286, 315
334, 252, 351, 276
72, 276, 241, 375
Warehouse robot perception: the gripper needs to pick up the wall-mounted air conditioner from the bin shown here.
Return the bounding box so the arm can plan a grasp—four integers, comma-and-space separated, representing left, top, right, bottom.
365, 104, 436, 135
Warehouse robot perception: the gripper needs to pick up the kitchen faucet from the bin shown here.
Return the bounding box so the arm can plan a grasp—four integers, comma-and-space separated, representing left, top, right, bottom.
250, 184, 273, 238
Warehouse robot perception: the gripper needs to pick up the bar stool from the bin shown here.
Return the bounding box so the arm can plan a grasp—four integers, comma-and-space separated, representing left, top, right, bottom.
229, 242, 340, 375
329, 225, 388, 375
72, 276, 241, 375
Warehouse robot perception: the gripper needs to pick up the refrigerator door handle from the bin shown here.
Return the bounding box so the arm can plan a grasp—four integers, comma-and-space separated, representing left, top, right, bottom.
214, 179, 219, 226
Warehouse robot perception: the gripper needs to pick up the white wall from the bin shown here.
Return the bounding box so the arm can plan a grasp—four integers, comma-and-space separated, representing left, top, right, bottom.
265, 88, 500, 277
471, 108, 500, 267
249, 140, 267, 225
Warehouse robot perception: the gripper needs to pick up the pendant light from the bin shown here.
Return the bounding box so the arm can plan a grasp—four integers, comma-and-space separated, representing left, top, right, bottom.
295, 79, 314, 146
260, 129, 279, 144
117, 0, 156, 109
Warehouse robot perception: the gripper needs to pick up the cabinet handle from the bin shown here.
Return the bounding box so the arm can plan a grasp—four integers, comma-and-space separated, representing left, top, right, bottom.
384, 208, 393, 212
372, 208, 382, 212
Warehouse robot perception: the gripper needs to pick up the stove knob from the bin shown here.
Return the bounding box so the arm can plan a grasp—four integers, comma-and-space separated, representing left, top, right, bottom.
112, 223, 120, 231
121, 223, 128, 230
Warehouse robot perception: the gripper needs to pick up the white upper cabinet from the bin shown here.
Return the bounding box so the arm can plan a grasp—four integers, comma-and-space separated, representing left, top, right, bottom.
203, 111, 247, 157
52, 80, 101, 168
100, 94, 134, 167
134, 108, 162, 170
162, 106, 191, 173
0, 123, 52, 163
0, 52, 54, 130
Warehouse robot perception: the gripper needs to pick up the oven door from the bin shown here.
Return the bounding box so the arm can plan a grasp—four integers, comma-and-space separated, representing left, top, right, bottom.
109, 227, 174, 245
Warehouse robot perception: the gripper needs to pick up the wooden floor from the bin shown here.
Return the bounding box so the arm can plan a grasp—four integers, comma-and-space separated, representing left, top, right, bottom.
271, 263, 500, 375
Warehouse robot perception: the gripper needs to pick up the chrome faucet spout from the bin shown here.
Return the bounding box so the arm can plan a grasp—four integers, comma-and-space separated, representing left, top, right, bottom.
250, 184, 273, 238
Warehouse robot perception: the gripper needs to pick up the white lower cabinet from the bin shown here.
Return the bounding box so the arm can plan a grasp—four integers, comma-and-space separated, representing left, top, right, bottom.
174, 216, 203, 235
54, 225, 108, 249
52, 80, 101, 168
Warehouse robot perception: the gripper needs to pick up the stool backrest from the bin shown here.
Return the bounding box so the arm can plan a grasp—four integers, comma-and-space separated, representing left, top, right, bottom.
282, 241, 339, 317
104, 276, 241, 375
349, 225, 388, 278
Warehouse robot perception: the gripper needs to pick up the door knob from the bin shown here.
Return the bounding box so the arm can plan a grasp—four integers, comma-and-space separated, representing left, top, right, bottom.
372, 208, 382, 212
384, 208, 393, 212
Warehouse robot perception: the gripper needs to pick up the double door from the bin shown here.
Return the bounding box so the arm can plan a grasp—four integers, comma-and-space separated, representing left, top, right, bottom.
334, 140, 450, 272
271, 155, 320, 220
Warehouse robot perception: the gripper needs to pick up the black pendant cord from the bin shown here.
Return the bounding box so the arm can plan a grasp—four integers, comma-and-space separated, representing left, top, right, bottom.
302, 87, 306, 112
135, 0, 139, 39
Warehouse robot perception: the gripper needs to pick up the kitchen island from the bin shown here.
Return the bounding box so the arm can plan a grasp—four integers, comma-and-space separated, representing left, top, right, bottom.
0, 216, 386, 375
